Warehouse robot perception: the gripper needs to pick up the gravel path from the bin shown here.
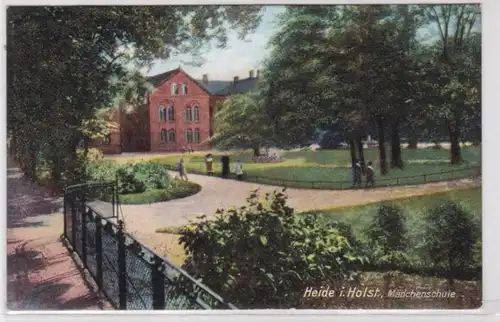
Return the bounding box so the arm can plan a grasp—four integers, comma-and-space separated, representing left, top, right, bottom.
116, 170, 480, 247
7, 157, 112, 310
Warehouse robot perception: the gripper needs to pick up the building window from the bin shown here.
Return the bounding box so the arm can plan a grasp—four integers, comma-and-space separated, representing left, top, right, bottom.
185, 106, 192, 122
159, 105, 167, 121
171, 83, 178, 96
193, 105, 200, 122
168, 129, 176, 142
160, 129, 167, 141
102, 135, 111, 145
182, 83, 188, 95
186, 128, 193, 143
194, 128, 200, 143
167, 105, 175, 121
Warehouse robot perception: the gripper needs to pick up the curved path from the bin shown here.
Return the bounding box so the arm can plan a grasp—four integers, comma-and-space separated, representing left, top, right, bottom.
118, 171, 480, 242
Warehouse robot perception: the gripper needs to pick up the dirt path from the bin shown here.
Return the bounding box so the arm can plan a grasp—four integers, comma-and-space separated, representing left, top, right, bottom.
117, 171, 480, 250
7, 157, 112, 310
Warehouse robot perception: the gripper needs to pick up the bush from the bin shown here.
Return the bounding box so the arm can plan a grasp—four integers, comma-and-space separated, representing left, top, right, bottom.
119, 180, 201, 204
179, 189, 366, 309
116, 168, 146, 194
421, 200, 480, 287
365, 204, 408, 263
131, 162, 170, 189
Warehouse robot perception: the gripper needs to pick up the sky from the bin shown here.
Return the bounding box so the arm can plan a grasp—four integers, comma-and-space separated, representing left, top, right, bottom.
145, 6, 286, 81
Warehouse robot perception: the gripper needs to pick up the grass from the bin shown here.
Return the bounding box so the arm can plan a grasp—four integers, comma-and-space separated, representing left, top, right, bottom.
119, 180, 201, 205
144, 146, 481, 189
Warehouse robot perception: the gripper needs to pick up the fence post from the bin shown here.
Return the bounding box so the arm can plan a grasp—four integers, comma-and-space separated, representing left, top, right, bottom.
151, 256, 165, 310
63, 192, 67, 239
81, 208, 87, 263
117, 220, 127, 310
396, 178, 400, 185
71, 198, 77, 249
95, 215, 103, 289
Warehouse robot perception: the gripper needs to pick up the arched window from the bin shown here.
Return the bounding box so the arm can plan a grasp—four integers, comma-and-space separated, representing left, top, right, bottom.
167, 105, 175, 121
185, 106, 192, 122
186, 128, 193, 143
171, 83, 178, 96
193, 105, 200, 122
168, 129, 176, 142
158, 105, 166, 121
194, 128, 200, 143
160, 129, 167, 141
182, 83, 188, 95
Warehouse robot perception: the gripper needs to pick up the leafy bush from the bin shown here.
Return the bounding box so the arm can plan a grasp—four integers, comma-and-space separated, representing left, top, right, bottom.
365, 204, 408, 265
131, 162, 170, 189
421, 200, 479, 287
179, 189, 366, 309
86, 159, 119, 182
116, 167, 146, 194
119, 180, 201, 204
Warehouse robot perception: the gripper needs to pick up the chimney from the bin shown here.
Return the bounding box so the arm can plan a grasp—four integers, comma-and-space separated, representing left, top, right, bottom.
233, 76, 239, 84
249, 69, 254, 79
256, 70, 261, 78
202, 74, 208, 83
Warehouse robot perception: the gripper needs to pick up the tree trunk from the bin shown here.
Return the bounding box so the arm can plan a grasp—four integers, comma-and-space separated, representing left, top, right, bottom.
356, 137, 366, 175
390, 120, 404, 169
349, 138, 357, 174
376, 117, 388, 175
448, 123, 462, 164
408, 134, 418, 149
252, 146, 260, 157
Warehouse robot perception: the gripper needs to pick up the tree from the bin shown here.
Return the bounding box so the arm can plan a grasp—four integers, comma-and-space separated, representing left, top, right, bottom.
7, 6, 265, 186
209, 91, 273, 156
420, 4, 481, 164
421, 200, 479, 289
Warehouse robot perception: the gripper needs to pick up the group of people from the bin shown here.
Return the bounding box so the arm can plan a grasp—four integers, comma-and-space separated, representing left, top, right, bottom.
176, 153, 244, 181
353, 159, 376, 188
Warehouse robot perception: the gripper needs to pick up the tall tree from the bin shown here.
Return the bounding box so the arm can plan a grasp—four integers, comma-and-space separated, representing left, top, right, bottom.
209, 91, 273, 156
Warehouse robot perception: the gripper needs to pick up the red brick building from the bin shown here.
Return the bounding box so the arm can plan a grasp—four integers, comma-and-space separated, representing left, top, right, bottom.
93, 67, 259, 154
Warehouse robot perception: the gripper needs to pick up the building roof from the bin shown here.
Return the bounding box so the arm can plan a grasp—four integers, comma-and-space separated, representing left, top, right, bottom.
215, 77, 259, 96
146, 68, 259, 96
194, 80, 232, 95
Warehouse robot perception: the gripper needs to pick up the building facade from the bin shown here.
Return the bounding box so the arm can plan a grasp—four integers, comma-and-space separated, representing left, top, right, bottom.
93, 67, 259, 154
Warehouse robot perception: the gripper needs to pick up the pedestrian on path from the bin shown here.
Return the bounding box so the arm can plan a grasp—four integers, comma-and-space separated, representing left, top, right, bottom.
234, 160, 244, 180
221, 153, 230, 179
365, 161, 375, 188
353, 159, 362, 188
205, 153, 214, 176
177, 158, 188, 181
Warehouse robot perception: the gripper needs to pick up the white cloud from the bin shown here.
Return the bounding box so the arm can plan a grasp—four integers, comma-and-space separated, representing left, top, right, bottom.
147, 6, 286, 80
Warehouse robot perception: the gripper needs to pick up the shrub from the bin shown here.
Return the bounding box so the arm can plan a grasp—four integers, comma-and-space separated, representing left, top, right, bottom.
179, 189, 366, 309
116, 167, 146, 194
86, 159, 119, 182
421, 200, 479, 288
132, 162, 170, 189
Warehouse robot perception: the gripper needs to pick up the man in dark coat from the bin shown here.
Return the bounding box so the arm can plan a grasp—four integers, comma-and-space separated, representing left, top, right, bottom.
221, 153, 230, 179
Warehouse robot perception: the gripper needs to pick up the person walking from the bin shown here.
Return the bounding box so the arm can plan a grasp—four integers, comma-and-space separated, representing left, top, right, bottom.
205, 153, 214, 176
353, 159, 362, 188
365, 161, 375, 188
177, 158, 188, 181
221, 153, 230, 179
234, 160, 244, 180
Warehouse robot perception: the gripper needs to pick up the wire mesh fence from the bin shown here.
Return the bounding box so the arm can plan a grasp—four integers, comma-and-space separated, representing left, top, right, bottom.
63, 181, 236, 310
162, 164, 481, 190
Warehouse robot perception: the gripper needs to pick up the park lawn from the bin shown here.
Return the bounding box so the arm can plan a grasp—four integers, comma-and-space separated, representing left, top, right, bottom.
149, 146, 481, 188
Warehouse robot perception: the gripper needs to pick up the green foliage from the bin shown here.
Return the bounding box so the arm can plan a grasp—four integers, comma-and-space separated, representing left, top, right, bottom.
131, 162, 170, 189
179, 189, 366, 308
119, 179, 201, 204
365, 204, 408, 266
210, 91, 274, 155
116, 168, 146, 194
420, 200, 480, 281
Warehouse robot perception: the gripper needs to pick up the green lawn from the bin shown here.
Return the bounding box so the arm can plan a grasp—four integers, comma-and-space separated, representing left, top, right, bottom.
151, 146, 481, 189
302, 187, 482, 261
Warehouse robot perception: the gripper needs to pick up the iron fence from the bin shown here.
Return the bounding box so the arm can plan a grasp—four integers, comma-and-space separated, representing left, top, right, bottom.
63, 181, 236, 310
162, 164, 481, 190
